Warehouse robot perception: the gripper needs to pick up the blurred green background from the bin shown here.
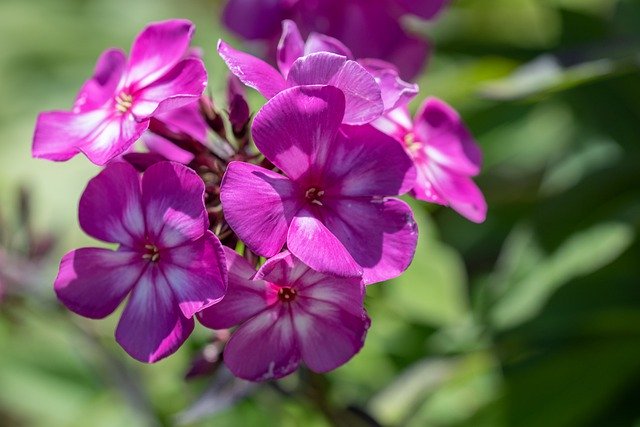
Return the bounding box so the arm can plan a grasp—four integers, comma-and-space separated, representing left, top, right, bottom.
1, 0, 639, 426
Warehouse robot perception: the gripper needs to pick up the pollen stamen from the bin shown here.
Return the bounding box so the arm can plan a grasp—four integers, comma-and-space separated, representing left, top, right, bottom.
115, 92, 133, 114
142, 244, 160, 262
305, 187, 325, 206
277, 287, 297, 302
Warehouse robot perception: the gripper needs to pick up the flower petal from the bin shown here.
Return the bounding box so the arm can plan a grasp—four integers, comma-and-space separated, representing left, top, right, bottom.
304, 33, 353, 58
153, 100, 208, 142
287, 208, 362, 278
131, 59, 208, 119
395, 0, 449, 20
161, 232, 227, 318
218, 39, 288, 99
277, 20, 305, 78
74, 48, 126, 113
287, 53, 383, 125
116, 267, 194, 363
414, 98, 482, 176
322, 125, 416, 197
141, 161, 208, 248
79, 162, 145, 246
321, 197, 418, 284
54, 248, 143, 319
223, 0, 290, 40
251, 85, 344, 181
143, 132, 195, 164
359, 58, 418, 112
126, 19, 195, 90
198, 246, 269, 329
220, 161, 301, 257
223, 305, 300, 381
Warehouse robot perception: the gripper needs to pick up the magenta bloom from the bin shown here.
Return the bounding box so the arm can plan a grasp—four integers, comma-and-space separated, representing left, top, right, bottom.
222, 0, 448, 79
220, 85, 418, 284
198, 248, 370, 381
54, 162, 227, 362
33, 20, 207, 165
218, 20, 417, 125
374, 98, 487, 223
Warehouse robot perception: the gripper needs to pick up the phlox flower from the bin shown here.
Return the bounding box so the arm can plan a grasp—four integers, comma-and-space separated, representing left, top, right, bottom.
198, 248, 370, 381
54, 162, 227, 362
221, 85, 418, 284
218, 20, 418, 125
374, 98, 487, 223
33, 20, 208, 165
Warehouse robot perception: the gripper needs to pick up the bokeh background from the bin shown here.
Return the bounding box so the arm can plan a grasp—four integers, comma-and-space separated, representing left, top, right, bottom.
1, 0, 639, 426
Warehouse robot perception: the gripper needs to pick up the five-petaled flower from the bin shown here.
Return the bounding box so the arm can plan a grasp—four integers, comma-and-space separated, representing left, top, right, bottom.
220, 85, 418, 284
374, 98, 487, 223
198, 248, 370, 381
54, 161, 227, 362
33, 19, 208, 165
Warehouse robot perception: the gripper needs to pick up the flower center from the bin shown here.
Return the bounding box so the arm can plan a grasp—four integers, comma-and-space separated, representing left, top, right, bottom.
404, 132, 421, 153
115, 92, 133, 114
277, 287, 297, 302
142, 244, 160, 262
305, 187, 325, 206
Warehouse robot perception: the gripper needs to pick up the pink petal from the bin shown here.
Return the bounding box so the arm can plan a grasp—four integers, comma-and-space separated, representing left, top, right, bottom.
223, 0, 291, 40
218, 39, 288, 99
141, 161, 208, 248
143, 132, 195, 164
198, 247, 269, 329
322, 198, 418, 284
287, 208, 362, 278
414, 98, 482, 176
254, 250, 312, 286
287, 53, 383, 125
323, 125, 416, 197
277, 20, 305, 78
125, 19, 195, 90
153, 100, 208, 142
359, 58, 419, 112
395, 0, 449, 20
131, 59, 208, 119
304, 33, 354, 58
161, 232, 227, 318
79, 162, 145, 247
54, 248, 143, 319
74, 48, 126, 113
220, 161, 301, 257
223, 305, 300, 381
371, 105, 413, 141
251, 85, 344, 181
116, 267, 194, 363
32, 109, 148, 165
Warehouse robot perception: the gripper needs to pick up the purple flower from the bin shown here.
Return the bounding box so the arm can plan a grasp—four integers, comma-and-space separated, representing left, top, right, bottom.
33, 20, 208, 165
54, 162, 227, 362
220, 85, 418, 284
222, 0, 448, 79
198, 248, 370, 381
374, 98, 487, 223
218, 20, 418, 125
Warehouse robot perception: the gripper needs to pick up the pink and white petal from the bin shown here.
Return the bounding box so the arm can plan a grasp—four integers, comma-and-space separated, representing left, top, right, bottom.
116, 267, 194, 363
411, 163, 447, 205
143, 132, 195, 164
287, 208, 362, 278
141, 161, 208, 248
218, 40, 288, 99
198, 247, 269, 330
79, 114, 149, 166
54, 248, 144, 319
359, 58, 419, 112
251, 85, 345, 181
395, 0, 449, 20
223, 306, 300, 381
298, 271, 365, 318
321, 197, 418, 284
287, 53, 383, 125
161, 232, 227, 318
131, 59, 207, 119
126, 19, 195, 90
79, 162, 145, 246
414, 98, 482, 176
220, 161, 301, 257
421, 162, 487, 223
74, 48, 126, 113
293, 299, 369, 373
254, 251, 312, 289
304, 33, 354, 58
371, 106, 413, 141
323, 126, 416, 197
153, 100, 208, 142
277, 20, 305, 78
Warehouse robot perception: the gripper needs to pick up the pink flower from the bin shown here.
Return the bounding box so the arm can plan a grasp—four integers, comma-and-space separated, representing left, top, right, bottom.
374, 98, 487, 223
198, 248, 370, 381
54, 162, 227, 362
220, 85, 418, 284
33, 20, 208, 165
218, 21, 417, 125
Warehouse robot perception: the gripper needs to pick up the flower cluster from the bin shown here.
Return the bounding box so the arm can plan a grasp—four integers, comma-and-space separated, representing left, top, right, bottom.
32, 18, 485, 380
